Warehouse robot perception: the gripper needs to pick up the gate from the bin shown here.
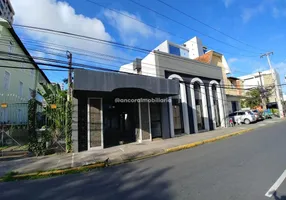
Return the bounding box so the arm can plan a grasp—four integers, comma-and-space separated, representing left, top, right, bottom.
0, 93, 29, 157
0, 83, 70, 157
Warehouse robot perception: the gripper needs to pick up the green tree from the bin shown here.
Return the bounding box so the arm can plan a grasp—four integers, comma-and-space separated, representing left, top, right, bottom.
39, 84, 67, 146
242, 88, 262, 109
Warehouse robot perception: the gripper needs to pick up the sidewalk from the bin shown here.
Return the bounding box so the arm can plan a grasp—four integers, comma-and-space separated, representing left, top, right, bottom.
0, 118, 284, 176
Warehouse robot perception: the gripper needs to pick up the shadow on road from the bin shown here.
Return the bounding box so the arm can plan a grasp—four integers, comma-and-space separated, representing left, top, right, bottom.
0, 162, 173, 200
273, 191, 286, 200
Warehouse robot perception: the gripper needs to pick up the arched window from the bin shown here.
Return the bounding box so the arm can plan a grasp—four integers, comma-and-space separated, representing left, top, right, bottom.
212, 84, 221, 127
168, 74, 190, 136
194, 82, 205, 130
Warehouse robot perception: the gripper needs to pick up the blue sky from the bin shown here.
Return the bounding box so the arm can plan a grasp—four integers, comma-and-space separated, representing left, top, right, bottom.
11, 0, 286, 93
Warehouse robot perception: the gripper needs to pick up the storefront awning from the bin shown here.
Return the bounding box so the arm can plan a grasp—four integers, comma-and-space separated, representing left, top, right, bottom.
73, 69, 179, 97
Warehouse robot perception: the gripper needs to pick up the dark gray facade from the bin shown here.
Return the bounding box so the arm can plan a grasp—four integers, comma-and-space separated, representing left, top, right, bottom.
72, 69, 180, 152
150, 51, 226, 136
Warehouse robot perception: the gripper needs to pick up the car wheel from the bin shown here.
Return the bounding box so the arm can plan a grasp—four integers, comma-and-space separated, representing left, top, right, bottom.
244, 119, 250, 125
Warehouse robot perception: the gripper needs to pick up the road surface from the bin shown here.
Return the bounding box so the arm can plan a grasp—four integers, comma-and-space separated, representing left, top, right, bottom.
1, 121, 286, 200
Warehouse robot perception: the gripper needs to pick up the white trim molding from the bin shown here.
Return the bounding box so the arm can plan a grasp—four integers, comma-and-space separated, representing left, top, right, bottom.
190, 77, 210, 133
168, 74, 190, 136
147, 102, 152, 141
209, 80, 225, 128
138, 102, 143, 143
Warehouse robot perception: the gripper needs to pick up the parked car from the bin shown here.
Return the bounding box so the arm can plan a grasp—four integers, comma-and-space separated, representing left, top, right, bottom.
251, 109, 264, 121
228, 110, 256, 125
262, 109, 273, 119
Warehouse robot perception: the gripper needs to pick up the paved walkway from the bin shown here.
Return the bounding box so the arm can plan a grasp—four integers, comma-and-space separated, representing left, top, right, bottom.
0, 118, 283, 176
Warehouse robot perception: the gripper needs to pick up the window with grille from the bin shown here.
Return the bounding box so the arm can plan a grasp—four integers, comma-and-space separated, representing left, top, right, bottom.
3, 71, 10, 90
19, 81, 23, 97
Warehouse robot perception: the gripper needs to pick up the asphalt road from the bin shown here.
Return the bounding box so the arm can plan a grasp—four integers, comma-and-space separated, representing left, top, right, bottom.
1, 121, 286, 200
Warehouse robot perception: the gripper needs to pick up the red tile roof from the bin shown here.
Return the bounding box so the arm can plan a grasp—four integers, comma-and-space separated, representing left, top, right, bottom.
194, 51, 213, 64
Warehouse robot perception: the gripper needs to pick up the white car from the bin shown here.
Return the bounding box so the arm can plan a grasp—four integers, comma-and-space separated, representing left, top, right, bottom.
228, 110, 256, 125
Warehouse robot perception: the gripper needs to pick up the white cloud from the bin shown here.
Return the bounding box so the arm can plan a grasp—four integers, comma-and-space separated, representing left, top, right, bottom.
11, 0, 114, 55
241, 2, 265, 23
103, 9, 167, 45
272, 7, 280, 18
223, 0, 235, 8
272, 6, 286, 18
228, 57, 238, 64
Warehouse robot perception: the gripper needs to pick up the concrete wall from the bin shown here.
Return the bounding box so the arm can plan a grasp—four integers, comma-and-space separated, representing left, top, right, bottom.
155, 51, 223, 80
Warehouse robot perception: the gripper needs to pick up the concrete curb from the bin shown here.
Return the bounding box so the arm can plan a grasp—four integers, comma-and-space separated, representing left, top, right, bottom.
0, 162, 106, 182
0, 127, 259, 182
166, 128, 254, 153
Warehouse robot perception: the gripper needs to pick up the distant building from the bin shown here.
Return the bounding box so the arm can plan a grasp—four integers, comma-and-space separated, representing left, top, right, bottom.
238, 70, 283, 104
0, 0, 14, 24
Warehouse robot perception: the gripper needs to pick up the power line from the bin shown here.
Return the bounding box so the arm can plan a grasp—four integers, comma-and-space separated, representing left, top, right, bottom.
2, 54, 284, 92
85, 0, 261, 56
0, 65, 68, 71
156, 0, 267, 52
0, 53, 260, 90
0, 38, 265, 88
0, 46, 254, 85
0, 35, 258, 79
128, 0, 262, 54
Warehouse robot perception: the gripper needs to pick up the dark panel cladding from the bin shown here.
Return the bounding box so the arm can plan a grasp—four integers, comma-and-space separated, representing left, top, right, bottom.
89, 99, 102, 148
78, 97, 88, 152
141, 103, 150, 140
73, 69, 179, 96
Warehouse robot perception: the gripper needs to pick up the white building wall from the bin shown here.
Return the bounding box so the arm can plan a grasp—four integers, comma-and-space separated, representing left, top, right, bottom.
119, 62, 136, 74
153, 40, 169, 53
184, 36, 204, 59
141, 53, 157, 77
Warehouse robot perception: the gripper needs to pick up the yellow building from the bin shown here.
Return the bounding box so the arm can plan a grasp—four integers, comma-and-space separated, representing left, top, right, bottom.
195, 50, 244, 114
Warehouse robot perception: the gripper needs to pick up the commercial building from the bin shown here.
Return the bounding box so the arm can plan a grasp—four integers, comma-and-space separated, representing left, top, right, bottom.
72, 69, 179, 152
0, 18, 50, 124
71, 36, 230, 152
120, 39, 227, 135
0, 0, 14, 24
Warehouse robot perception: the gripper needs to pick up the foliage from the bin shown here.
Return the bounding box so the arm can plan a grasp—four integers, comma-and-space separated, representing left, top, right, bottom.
39, 84, 67, 144
28, 99, 38, 152
241, 88, 262, 109
2, 171, 19, 182
65, 100, 72, 153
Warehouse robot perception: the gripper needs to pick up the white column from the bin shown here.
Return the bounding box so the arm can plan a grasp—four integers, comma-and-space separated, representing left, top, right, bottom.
147, 102, 152, 141
217, 88, 225, 127
180, 83, 190, 134
190, 84, 198, 133
168, 97, 175, 137
138, 102, 142, 143
208, 85, 216, 129
201, 86, 210, 131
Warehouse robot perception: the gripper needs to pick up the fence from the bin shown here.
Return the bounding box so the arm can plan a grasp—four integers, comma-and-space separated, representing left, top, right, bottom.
0, 85, 71, 155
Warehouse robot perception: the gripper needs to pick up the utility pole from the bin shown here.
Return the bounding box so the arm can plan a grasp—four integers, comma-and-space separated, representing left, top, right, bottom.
66, 51, 72, 101
260, 52, 284, 118
258, 71, 266, 110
